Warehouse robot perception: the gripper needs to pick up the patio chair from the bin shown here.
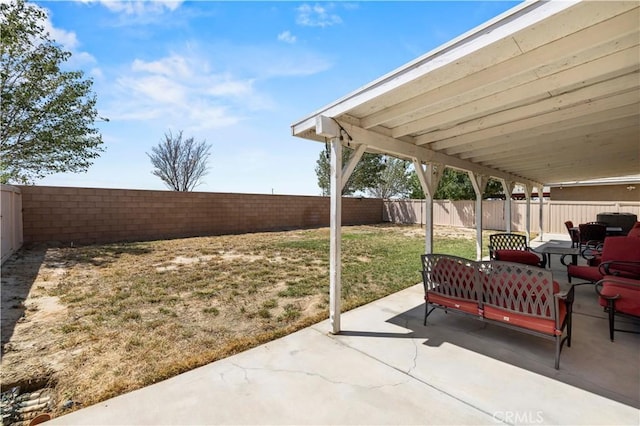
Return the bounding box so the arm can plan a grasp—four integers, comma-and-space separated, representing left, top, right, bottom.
628, 221, 640, 238
578, 222, 607, 250
579, 223, 640, 266
565, 221, 580, 248
568, 236, 640, 285
595, 272, 640, 341
488, 233, 546, 268
581, 242, 604, 267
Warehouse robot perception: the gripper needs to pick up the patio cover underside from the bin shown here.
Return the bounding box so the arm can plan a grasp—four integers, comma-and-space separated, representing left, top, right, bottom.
290, 0, 640, 333
291, 0, 640, 188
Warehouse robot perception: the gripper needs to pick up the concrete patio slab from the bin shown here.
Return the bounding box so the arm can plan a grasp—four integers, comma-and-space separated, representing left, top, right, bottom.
49, 239, 640, 425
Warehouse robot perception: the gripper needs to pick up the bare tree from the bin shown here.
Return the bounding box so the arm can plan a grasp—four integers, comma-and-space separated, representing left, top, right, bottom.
147, 130, 211, 191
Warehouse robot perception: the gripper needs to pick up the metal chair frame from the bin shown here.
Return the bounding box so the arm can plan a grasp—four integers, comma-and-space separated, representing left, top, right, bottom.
488, 233, 547, 268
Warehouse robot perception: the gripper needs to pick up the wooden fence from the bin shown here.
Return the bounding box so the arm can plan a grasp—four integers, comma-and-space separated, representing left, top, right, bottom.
1, 185, 23, 264
382, 199, 640, 233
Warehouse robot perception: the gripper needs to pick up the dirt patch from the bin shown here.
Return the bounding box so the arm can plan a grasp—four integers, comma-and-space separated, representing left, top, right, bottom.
0, 224, 482, 419
1, 247, 69, 387
403, 224, 487, 240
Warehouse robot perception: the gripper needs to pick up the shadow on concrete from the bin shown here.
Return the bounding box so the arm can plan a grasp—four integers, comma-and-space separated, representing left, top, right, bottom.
342, 288, 639, 409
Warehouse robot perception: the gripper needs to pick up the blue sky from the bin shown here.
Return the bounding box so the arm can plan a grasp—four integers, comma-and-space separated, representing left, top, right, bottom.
34, 0, 519, 195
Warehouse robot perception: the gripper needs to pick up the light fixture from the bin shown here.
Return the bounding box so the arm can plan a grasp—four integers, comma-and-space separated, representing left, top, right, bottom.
626, 185, 636, 191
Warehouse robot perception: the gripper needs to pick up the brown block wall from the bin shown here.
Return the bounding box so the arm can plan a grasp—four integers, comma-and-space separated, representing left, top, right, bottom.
19, 186, 383, 245
550, 184, 640, 201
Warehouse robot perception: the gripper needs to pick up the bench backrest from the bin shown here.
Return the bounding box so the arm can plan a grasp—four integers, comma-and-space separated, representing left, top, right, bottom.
422, 254, 559, 321
482, 261, 558, 320
421, 254, 480, 302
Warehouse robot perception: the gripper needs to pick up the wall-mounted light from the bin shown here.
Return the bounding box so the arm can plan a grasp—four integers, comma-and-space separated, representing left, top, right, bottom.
626, 185, 636, 191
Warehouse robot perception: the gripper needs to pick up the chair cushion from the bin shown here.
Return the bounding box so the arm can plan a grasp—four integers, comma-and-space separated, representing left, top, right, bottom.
568, 264, 603, 283
598, 276, 640, 316
494, 249, 541, 266
484, 303, 566, 335
627, 222, 640, 238
427, 293, 479, 315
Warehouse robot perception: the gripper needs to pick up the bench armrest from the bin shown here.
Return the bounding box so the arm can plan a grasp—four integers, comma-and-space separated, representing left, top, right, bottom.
556, 284, 575, 304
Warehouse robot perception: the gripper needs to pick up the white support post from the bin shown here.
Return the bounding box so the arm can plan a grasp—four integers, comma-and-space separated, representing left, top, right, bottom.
524, 185, 532, 244
501, 180, 515, 233
413, 160, 443, 254
316, 116, 367, 335
468, 172, 487, 261
538, 185, 545, 242
329, 137, 342, 334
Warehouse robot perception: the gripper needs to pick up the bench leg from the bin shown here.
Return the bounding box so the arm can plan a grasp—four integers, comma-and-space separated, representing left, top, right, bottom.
566, 302, 573, 348
424, 303, 428, 326
423, 304, 437, 326
607, 299, 616, 342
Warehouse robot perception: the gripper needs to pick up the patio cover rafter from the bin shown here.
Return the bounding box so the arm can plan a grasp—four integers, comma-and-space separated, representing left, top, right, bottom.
290, 0, 640, 334
291, 1, 640, 186
333, 119, 543, 189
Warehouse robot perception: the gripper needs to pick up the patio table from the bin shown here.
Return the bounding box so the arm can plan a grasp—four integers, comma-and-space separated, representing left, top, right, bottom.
570, 226, 624, 236
536, 242, 581, 268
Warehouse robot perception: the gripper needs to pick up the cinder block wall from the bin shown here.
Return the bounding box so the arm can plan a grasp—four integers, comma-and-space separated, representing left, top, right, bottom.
19, 186, 383, 245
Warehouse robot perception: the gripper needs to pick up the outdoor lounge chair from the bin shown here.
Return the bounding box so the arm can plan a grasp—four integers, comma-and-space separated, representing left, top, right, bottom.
488, 233, 546, 268
595, 271, 640, 341
581, 223, 640, 266
568, 236, 640, 285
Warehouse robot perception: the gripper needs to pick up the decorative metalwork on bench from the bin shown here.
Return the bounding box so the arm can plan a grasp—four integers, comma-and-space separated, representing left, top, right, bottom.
484, 262, 556, 319
421, 254, 479, 301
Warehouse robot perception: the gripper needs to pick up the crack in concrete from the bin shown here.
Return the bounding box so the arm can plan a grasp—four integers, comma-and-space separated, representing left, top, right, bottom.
230, 361, 407, 390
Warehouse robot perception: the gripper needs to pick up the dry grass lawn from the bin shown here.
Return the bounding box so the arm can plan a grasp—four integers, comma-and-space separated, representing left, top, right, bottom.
1, 224, 501, 417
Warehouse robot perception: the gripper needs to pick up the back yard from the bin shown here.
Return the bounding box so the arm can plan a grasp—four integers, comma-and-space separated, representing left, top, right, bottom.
1, 224, 498, 418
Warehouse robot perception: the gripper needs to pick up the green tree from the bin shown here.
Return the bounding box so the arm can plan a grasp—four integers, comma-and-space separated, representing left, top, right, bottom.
315, 145, 385, 196
147, 130, 211, 192
1, 0, 104, 184
367, 157, 412, 199
408, 168, 504, 200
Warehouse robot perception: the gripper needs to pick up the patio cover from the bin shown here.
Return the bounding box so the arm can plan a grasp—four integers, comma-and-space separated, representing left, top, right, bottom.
290, 0, 640, 332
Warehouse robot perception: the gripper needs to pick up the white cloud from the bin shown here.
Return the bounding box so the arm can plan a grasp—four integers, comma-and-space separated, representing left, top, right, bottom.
205, 42, 332, 79
109, 52, 255, 131
206, 76, 253, 98
90, 67, 104, 80
277, 31, 297, 44
296, 4, 342, 28
77, 0, 183, 15
39, 5, 97, 66
43, 18, 79, 50
121, 74, 187, 104
132, 55, 192, 78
